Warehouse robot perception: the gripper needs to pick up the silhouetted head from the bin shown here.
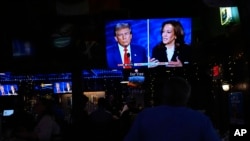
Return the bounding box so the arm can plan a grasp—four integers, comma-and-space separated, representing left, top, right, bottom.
33, 98, 53, 116
97, 97, 107, 108
160, 76, 191, 106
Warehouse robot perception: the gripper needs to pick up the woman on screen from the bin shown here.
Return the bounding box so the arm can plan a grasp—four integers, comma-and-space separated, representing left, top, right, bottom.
149, 20, 190, 68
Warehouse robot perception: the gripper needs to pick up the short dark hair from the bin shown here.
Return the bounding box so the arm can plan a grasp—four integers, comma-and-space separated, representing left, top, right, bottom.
97, 97, 107, 108
114, 22, 132, 36
160, 76, 191, 106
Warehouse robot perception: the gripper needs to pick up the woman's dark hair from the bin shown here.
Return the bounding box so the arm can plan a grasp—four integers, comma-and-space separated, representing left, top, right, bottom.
161, 20, 185, 47
97, 97, 107, 108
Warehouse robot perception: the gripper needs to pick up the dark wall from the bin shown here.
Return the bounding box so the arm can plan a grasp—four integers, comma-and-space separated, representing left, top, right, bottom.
1, 0, 249, 72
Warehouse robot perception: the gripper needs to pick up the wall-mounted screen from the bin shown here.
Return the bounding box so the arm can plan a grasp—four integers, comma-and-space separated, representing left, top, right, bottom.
105, 17, 192, 70
0, 84, 18, 96
12, 38, 35, 58
53, 82, 72, 94
220, 6, 240, 26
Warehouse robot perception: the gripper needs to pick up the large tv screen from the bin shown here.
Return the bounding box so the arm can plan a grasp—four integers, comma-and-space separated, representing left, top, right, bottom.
105, 17, 192, 70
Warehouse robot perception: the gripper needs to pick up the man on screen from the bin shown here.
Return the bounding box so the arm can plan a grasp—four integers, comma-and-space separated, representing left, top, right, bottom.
106, 22, 148, 69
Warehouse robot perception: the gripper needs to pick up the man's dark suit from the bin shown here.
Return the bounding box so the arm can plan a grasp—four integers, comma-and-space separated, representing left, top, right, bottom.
106, 44, 148, 69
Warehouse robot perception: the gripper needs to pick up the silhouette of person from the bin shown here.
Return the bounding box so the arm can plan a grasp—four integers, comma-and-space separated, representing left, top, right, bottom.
14, 98, 61, 141
124, 76, 221, 141
88, 97, 117, 141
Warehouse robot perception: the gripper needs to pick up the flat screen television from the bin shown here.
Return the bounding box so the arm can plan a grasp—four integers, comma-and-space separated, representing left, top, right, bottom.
0, 84, 18, 96
12, 38, 35, 58
53, 81, 72, 94
220, 6, 240, 26
128, 69, 145, 87
3, 109, 14, 116
105, 17, 192, 70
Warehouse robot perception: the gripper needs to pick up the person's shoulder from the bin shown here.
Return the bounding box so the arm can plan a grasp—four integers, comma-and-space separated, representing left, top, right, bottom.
40, 114, 57, 122
185, 108, 212, 121
153, 43, 165, 50
137, 106, 159, 115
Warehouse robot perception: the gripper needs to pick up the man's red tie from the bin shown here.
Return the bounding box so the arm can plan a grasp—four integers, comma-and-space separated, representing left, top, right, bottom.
124, 48, 131, 69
